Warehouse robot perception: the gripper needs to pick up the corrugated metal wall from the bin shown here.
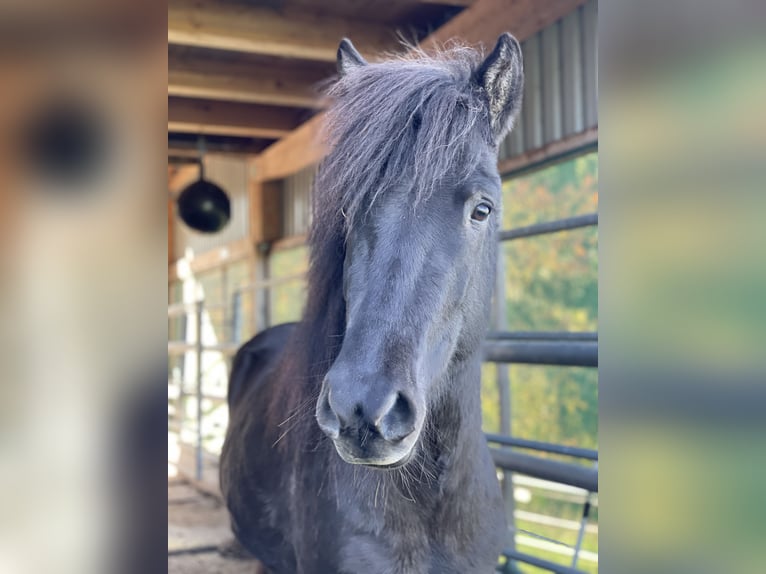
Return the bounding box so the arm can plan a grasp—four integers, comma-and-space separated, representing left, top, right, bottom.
173, 155, 250, 260
499, 0, 598, 162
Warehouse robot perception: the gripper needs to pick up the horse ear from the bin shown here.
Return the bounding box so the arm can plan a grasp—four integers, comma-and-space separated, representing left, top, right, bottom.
337, 38, 367, 77
474, 33, 524, 144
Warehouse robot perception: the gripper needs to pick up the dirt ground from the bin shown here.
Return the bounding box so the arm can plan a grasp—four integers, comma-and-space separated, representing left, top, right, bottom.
168, 479, 257, 574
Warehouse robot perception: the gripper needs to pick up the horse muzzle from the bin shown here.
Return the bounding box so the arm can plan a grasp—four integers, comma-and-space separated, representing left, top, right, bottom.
315, 374, 421, 468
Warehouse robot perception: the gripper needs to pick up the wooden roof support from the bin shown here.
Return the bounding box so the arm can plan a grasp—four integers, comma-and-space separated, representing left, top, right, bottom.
168, 69, 324, 109
497, 127, 598, 176
169, 139, 271, 158
424, 0, 589, 50
169, 0, 399, 62
252, 0, 589, 182
168, 97, 304, 139
418, 0, 475, 6
168, 57, 328, 108
168, 163, 199, 194
252, 116, 325, 183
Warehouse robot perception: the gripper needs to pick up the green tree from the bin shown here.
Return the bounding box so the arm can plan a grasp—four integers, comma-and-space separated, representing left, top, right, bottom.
482, 152, 599, 450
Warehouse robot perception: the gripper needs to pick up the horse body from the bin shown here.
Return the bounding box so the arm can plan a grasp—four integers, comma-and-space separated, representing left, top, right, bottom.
223, 323, 505, 573
221, 34, 524, 574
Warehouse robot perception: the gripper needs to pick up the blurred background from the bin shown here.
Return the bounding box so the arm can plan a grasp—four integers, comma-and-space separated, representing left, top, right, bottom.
1, 0, 764, 574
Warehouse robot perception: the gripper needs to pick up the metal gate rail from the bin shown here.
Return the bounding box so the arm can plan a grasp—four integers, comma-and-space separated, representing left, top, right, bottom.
489, 210, 599, 573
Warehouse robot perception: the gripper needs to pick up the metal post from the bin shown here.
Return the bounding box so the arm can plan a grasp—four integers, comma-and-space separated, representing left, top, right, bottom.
263, 246, 271, 329
571, 492, 592, 568
195, 299, 204, 482
231, 289, 243, 345
255, 243, 271, 331
176, 309, 186, 438
492, 241, 519, 572
221, 264, 229, 341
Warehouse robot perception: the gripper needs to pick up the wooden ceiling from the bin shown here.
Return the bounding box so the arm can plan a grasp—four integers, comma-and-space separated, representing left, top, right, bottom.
168, 0, 590, 168
167, 0, 469, 163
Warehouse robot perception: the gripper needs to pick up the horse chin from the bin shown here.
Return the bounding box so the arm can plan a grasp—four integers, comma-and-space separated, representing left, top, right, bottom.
363, 449, 414, 470
333, 442, 414, 470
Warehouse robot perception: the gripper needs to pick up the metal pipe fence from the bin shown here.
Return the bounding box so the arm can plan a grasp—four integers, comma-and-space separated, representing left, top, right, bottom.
486, 331, 597, 341
484, 340, 598, 367
499, 549, 587, 574
490, 208, 599, 573
485, 433, 598, 461
490, 449, 598, 493
498, 212, 597, 241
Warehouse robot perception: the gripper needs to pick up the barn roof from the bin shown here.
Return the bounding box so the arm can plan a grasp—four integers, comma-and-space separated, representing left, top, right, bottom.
167, 0, 590, 169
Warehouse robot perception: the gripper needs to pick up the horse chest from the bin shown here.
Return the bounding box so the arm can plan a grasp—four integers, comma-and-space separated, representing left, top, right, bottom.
331, 484, 492, 574
337, 529, 490, 574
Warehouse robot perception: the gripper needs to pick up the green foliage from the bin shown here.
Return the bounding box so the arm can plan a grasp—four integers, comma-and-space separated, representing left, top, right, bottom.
483, 153, 599, 450
482, 152, 599, 570
270, 246, 309, 324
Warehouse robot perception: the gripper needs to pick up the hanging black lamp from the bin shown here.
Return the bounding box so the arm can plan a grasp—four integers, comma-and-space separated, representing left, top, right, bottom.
176, 142, 231, 233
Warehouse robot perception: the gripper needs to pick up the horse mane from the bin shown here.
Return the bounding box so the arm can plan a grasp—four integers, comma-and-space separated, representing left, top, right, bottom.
282, 45, 494, 411
318, 44, 493, 229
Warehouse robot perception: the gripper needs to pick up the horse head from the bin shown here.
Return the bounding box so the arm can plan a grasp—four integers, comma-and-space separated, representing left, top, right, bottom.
315, 35, 524, 467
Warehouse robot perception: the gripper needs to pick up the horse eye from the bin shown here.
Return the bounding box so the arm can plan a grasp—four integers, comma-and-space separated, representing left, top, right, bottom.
471, 203, 492, 222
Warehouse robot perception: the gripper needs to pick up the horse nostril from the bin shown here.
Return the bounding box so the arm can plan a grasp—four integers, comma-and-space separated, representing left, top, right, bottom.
316, 387, 340, 439
378, 392, 416, 442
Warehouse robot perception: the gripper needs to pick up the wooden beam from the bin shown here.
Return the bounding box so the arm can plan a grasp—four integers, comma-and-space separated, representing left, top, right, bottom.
168, 97, 303, 139
497, 126, 597, 176
418, 0, 475, 6
168, 163, 199, 194
169, 0, 398, 62
168, 148, 204, 163
272, 234, 308, 252
252, 116, 325, 182
249, 179, 283, 245
168, 60, 327, 108
424, 0, 588, 50
169, 138, 271, 158
168, 237, 255, 279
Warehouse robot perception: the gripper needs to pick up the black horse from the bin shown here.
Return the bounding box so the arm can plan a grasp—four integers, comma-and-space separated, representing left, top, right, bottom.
221, 34, 524, 574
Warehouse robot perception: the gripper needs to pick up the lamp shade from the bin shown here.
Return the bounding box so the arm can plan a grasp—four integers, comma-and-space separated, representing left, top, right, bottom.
176, 178, 231, 233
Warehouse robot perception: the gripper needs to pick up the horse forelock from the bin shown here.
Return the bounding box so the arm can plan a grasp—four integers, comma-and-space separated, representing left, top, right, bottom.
315, 45, 492, 234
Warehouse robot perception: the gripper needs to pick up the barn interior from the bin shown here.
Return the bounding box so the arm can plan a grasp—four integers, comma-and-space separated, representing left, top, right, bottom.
167, 1, 599, 572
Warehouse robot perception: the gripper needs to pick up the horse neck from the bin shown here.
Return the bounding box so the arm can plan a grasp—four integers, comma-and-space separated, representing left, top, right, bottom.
423, 347, 486, 464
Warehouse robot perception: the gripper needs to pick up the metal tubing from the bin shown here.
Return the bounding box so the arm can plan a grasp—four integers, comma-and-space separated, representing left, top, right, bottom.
168, 341, 239, 355
168, 301, 205, 316
486, 331, 597, 341
571, 495, 592, 568
492, 224, 517, 556
483, 341, 597, 367
168, 545, 220, 557
499, 549, 587, 574
195, 300, 204, 482
498, 213, 597, 242
485, 434, 598, 461
490, 448, 598, 492
233, 271, 307, 292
